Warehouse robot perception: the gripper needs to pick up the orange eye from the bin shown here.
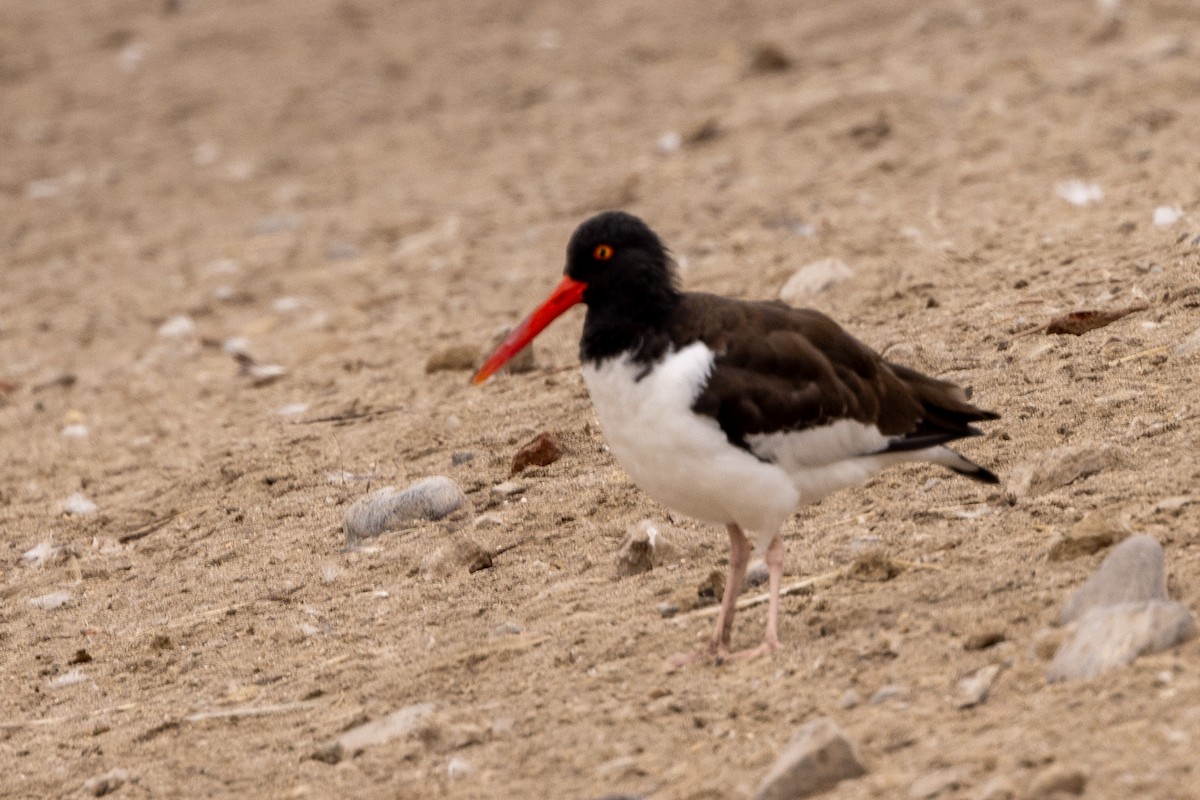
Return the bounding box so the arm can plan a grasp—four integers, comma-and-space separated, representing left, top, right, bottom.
593, 244, 614, 261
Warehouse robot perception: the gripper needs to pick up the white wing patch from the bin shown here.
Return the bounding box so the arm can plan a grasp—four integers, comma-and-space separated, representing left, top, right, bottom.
746, 420, 889, 470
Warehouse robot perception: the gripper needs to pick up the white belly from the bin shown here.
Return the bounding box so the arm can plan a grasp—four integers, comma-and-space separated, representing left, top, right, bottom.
581, 343, 800, 535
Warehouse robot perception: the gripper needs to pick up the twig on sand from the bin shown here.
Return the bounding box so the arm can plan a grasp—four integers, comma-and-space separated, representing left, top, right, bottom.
1108, 345, 1170, 366
684, 569, 846, 619
184, 701, 321, 722
119, 509, 192, 544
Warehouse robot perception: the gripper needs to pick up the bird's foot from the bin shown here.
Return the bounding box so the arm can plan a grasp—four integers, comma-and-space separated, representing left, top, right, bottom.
664, 650, 705, 671
714, 638, 780, 665
666, 639, 780, 670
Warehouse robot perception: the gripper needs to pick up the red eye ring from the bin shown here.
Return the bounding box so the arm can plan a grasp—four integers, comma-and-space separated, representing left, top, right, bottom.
593, 244, 614, 261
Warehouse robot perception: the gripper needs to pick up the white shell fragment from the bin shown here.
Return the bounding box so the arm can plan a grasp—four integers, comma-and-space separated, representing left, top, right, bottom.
157, 314, 196, 338
1055, 180, 1103, 206
1152, 205, 1183, 226
343, 477, 469, 542
62, 493, 98, 515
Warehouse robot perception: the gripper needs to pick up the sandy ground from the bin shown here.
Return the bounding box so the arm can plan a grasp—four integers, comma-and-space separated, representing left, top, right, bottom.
3, 0, 1200, 798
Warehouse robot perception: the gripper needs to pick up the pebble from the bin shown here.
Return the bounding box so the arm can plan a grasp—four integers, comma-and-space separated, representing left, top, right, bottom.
615, 519, 678, 577
472, 513, 504, 529
342, 477, 469, 543
748, 42, 793, 73
778, 258, 853, 304
869, 685, 908, 706
752, 718, 867, 800
83, 768, 130, 797
49, 669, 87, 689
656, 602, 680, 618
319, 702, 435, 762
484, 326, 538, 374
1047, 510, 1130, 561
1048, 601, 1196, 682
1008, 443, 1127, 497
909, 767, 969, 799
62, 493, 98, 515
156, 314, 195, 338
61, 423, 89, 439
29, 591, 72, 610
510, 431, 562, 475
955, 663, 1003, 708
657, 131, 683, 153
447, 757, 472, 779
744, 558, 769, 588
1029, 765, 1086, 798
1175, 327, 1200, 356
1152, 205, 1183, 226
696, 569, 726, 605
1057, 535, 1166, 624
963, 630, 1006, 651
275, 403, 309, 417
420, 535, 491, 578
491, 481, 526, 497
425, 344, 479, 373
838, 689, 861, 710
1055, 179, 1103, 206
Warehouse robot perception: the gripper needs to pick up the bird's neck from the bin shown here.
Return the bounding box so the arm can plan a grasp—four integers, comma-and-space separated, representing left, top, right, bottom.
579, 286, 681, 366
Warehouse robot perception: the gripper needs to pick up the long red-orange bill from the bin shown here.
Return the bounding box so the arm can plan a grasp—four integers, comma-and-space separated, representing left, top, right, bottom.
472, 275, 587, 384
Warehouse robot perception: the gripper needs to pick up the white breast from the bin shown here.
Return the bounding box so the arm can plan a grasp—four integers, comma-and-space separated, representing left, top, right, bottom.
581, 343, 800, 536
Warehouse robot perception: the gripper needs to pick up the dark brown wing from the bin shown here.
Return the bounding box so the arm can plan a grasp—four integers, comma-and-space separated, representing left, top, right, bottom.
673, 293, 999, 458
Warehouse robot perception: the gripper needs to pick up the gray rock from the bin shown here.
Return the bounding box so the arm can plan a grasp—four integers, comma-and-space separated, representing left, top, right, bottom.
1057, 535, 1166, 625
869, 685, 907, 706
1047, 511, 1130, 561
778, 258, 853, 304
425, 344, 479, 373
1008, 443, 1126, 497
491, 481, 526, 497
83, 768, 130, 797
955, 663, 1003, 709
615, 519, 678, 577
744, 558, 769, 588
343, 478, 468, 543
1176, 326, 1200, 356
656, 602, 680, 618
328, 703, 435, 761
1048, 601, 1196, 682
752, 718, 867, 800
838, 689, 861, 710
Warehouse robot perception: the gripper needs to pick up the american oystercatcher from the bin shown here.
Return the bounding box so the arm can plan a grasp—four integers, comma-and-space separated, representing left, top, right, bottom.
474, 211, 998, 663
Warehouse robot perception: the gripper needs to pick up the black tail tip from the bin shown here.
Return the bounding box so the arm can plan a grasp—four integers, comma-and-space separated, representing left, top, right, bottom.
951, 464, 1000, 485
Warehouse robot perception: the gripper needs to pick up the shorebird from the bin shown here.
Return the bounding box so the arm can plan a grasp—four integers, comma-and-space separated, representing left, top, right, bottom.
474, 211, 998, 663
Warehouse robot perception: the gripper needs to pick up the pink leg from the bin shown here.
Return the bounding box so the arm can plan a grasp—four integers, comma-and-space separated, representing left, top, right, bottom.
762, 533, 785, 652
715, 532, 784, 662
710, 523, 752, 656
666, 523, 751, 670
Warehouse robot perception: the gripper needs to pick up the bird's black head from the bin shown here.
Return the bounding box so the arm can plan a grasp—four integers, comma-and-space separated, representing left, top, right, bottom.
564, 211, 679, 308
471, 211, 680, 383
